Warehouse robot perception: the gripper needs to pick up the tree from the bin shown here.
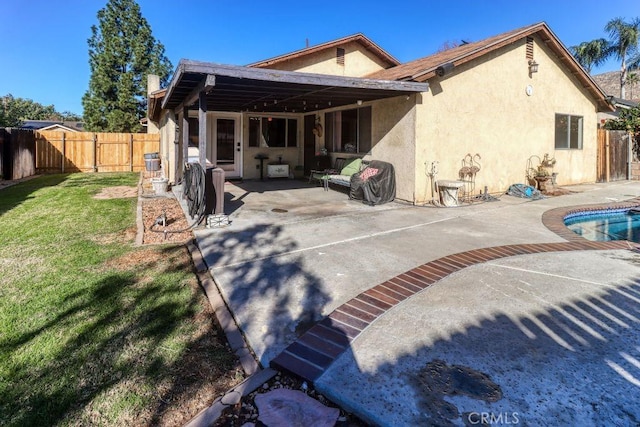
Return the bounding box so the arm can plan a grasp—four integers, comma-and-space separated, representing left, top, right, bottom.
605, 17, 640, 99
0, 94, 58, 127
570, 38, 610, 73
82, 0, 172, 132
626, 72, 640, 99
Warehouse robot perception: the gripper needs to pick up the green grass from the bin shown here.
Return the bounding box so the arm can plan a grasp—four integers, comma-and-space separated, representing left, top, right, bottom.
0, 173, 238, 426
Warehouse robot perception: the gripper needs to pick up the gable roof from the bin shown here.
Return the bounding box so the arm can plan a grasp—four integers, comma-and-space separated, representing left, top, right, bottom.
367, 22, 613, 111
20, 120, 84, 132
247, 33, 400, 69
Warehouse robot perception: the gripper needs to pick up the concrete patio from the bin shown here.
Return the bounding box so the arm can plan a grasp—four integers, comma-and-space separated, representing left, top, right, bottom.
186, 178, 640, 426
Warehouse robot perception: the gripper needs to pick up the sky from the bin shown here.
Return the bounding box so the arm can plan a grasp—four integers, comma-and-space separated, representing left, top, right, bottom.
1, 0, 639, 116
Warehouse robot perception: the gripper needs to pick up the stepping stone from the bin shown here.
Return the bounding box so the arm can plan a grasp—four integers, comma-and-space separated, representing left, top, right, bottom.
255, 388, 339, 427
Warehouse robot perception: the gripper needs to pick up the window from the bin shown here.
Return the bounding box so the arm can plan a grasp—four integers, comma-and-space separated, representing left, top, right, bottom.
555, 114, 583, 149
325, 107, 372, 154
248, 116, 297, 148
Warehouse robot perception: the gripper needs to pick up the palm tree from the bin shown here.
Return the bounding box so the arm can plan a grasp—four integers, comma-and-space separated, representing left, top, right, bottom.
605, 17, 640, 99
626, 71, 640, 99
570, 38, 610, 73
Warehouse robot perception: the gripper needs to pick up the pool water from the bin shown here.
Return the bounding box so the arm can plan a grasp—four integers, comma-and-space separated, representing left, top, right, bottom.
564, 209, 640, 242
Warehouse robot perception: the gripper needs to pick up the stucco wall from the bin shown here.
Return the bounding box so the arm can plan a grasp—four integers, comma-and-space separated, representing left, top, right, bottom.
365, 96, 417, 202
262, 41, 389, 77
414, 36, 600, 204
158, 109, 177, 184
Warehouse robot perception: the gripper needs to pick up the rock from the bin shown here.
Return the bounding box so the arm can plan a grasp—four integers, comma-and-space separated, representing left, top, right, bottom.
221, 391, 241, 406
255, 388, 339, 427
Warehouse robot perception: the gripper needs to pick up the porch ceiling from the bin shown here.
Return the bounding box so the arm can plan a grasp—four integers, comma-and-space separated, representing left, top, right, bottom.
161, 59, 429, 114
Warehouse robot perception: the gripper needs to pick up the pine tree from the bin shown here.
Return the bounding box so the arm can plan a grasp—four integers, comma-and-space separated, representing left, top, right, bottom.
82, 0, 172, 132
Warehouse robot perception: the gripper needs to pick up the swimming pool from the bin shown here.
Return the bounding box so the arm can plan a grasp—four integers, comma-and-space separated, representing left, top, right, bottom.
564, 208, 640, 242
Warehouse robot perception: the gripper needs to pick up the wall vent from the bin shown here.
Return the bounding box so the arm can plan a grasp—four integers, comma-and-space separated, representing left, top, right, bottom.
526, 37, 534, 60
337, 47, 345, 65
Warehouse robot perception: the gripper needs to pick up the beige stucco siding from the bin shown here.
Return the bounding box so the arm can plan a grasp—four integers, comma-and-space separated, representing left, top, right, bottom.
365, 96, 417, 202
414, 36, 599, 204
263, 41, 389, 77
159, 109, 177, 184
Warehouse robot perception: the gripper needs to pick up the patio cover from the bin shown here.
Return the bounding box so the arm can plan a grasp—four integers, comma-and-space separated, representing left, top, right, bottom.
160, 59, 429, 114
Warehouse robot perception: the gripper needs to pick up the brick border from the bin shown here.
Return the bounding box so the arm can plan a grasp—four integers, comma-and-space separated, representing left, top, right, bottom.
271, 199, 640, 382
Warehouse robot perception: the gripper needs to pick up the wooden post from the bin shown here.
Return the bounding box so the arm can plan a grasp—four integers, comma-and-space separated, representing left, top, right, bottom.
605, 131, 610, 182
61, 132, 66, 173
129, 134, 134, 172
198, 91, 208, 167
628, 132, 632, 180
182, 106, 189, 169
93, 133, 97, 172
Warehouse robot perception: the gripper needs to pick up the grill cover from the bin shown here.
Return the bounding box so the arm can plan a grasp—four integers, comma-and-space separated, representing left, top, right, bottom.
349, 160, 396, 205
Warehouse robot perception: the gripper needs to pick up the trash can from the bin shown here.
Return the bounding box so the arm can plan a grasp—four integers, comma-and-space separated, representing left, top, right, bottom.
144, 153, 161, 171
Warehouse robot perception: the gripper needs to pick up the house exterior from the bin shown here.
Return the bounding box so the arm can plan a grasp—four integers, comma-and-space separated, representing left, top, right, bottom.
20, 120, 84, 132
148, 22, 612, 205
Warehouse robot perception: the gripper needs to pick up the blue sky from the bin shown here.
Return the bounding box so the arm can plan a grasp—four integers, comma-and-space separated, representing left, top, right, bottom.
1, 0, 639, 115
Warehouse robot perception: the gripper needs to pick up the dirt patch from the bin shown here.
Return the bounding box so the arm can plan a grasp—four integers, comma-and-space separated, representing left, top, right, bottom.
94, 186, 138, 199
141, 197, 194, 245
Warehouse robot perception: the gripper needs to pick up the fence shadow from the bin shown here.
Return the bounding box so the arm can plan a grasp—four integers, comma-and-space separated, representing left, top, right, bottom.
318, 276, 640, 426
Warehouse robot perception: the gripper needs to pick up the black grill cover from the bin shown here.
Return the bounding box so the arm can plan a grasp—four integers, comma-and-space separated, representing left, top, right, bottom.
349, 160, 396, 205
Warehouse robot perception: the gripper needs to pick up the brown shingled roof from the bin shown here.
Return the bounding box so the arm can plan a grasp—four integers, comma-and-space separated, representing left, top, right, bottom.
366, 22, 612, 111
247, 33, 400, 69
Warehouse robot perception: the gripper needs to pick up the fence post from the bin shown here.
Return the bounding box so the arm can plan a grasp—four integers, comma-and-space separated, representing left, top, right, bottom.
628, 132, 632, 180
92, 133, 97, 172
605, 131, 610, 182
61, 132, 66, 173
130, 134, 134, 172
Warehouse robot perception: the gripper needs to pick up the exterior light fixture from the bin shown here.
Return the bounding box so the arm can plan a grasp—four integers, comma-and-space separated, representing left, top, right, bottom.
528, 59, 539, 76
357, 100, 363, 106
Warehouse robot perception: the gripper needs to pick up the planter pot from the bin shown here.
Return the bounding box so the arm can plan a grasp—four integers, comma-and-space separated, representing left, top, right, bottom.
534, 176, 552, 193
151, 177, 169, 194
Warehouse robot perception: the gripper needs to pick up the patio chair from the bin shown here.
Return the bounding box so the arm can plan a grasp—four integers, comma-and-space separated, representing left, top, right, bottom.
309, 157, 347, 185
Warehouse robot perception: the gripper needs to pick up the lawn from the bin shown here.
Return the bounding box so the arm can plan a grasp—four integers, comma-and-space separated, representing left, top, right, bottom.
0, 173, 242, 426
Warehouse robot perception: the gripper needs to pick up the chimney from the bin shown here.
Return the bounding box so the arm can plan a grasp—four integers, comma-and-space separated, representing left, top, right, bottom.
147, 74, 160, 96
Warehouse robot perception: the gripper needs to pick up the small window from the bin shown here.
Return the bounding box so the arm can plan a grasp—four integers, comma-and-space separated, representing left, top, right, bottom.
555, 114, 583, 149
337, 47, 345, 66
248, 116, 297, 148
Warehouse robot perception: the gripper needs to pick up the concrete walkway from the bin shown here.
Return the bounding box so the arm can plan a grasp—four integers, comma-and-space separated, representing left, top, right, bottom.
191, 179, 640, 426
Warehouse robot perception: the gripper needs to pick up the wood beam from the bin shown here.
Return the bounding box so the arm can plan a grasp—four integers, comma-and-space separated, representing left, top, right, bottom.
174, 74, 216, 114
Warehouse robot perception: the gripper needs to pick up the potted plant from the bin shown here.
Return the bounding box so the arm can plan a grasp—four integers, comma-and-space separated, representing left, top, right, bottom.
539, 153, 556, 177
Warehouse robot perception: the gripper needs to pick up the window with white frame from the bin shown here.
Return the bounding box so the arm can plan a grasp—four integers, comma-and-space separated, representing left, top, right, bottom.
555, 114, 583, 149
325, 106, 371, 154
248, 116, 297, 148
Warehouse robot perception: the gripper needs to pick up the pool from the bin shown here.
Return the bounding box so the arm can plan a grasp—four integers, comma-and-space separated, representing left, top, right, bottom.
564, 208, 640, 242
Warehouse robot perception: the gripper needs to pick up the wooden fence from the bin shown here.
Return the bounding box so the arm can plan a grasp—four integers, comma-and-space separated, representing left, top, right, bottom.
1, 128, 37, 180
0, 129, 160, 180
36, 131, 159, 173
597, 129, 630, 183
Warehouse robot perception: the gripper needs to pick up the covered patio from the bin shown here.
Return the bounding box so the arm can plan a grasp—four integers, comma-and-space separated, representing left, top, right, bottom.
151, 59, 428, 188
